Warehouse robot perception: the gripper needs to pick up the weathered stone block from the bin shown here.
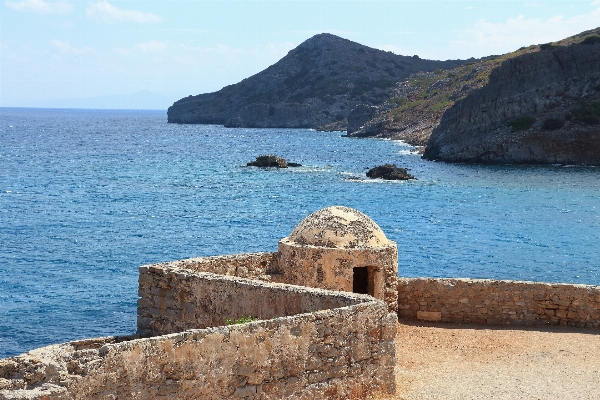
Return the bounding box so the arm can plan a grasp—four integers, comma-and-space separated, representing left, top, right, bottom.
416, 311, 441, 322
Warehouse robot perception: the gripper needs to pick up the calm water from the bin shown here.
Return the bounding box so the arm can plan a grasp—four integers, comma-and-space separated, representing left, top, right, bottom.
1, 108, 599, 357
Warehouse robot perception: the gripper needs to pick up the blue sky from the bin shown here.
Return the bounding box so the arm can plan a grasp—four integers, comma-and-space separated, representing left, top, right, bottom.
1, 0, 599, 109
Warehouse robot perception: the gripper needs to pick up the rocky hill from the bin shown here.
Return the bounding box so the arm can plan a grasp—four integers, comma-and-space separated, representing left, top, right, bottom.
345, 48, 546, 145
423, 29, 600, 165
167, 34, 467, 129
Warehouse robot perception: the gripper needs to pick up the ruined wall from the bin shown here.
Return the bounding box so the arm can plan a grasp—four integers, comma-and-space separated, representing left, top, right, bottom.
398, 278, 600, 328
137, 265, 364, 337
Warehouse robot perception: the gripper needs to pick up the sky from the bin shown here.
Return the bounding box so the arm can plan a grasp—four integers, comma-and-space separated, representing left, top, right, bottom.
1, 0, 599, 109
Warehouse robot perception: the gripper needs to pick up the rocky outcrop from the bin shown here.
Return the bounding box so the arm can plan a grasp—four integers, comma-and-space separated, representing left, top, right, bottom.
347, 104, 380, 134
168, 34, 468, 129
247, 155, 298, 168
366, 164, 415, 180
424, 33, 600, 165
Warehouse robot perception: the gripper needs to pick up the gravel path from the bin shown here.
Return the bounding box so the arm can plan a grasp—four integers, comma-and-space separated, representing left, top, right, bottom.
384, 321, 600, 400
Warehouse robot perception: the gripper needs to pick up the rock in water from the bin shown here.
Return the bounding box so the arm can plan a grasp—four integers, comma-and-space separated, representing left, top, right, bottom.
366, 164, 415, 180
247, 155, 289, 168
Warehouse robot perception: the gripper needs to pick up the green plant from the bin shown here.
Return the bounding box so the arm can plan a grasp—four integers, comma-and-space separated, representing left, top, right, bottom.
581, 35, 600, 45
226, 315, 259, 325
572, 100, 600, 125
540, 43, 556, 51
388, 97, 407, 106
541, 117, 565, 130
509, 116, 536, 132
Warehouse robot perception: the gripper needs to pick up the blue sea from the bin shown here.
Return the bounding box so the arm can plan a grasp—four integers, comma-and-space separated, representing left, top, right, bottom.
1, 108, 599, 358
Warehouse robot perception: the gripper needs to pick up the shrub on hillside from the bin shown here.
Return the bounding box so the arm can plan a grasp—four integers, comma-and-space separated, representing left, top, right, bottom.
582, 35, 600, 45
509, 116, 536, 132
540, 43, 556, 51
572, 100, 600, 125
541, 117, 565, 130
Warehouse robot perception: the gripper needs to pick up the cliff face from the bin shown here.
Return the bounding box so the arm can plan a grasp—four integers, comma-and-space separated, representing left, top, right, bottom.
345, 62, 499, 145
423, 38, 600, 165
167, 34, 467, 128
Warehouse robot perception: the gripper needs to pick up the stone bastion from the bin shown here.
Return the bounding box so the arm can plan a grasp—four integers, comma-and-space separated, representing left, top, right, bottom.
2, 206, 599, 399
0, 206, 399, 400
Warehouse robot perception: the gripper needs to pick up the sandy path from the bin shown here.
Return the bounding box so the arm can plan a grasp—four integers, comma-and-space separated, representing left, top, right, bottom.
382, 321, 600, 400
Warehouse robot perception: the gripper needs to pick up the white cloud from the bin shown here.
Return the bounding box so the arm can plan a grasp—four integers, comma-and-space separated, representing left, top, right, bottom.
86, 0, 162, 23
445, 5, 600, 59
593, 0, 600, 6
50, 40, 94, 55
5, 0, 73, 14
134, 41, 166, 53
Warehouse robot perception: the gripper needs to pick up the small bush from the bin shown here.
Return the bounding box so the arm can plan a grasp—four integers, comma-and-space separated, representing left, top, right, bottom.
540, 43, 556, 51
572, 100, 600, 125
582, 35, 600, 45
541, 117, 565, 130
509, 116, 536, 132
389, 97, 407, 106
226, 315, 259, 325
578, 115, 600, 125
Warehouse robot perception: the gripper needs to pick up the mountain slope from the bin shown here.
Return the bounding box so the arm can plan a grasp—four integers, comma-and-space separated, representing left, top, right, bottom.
423, 28, 600, 165
167, 34, 468, 128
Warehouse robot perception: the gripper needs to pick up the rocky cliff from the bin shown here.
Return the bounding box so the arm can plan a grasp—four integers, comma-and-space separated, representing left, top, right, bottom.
167, 34, 467, 129
423, 31, 600, 165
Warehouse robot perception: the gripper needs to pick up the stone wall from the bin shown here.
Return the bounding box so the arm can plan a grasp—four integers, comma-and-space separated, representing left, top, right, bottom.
1, 264, 396, 400
144, 252, 278, 280
398, 278, 600, 328
137, 265, 366, 337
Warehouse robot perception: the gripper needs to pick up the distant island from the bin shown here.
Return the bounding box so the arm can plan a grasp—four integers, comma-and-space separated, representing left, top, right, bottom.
168, 29, 600, 165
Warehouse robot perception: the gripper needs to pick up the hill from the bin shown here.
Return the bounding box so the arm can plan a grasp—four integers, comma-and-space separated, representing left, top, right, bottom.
347, 27, 600, 159
423, 28, 600, 164
167, 34, 468, 129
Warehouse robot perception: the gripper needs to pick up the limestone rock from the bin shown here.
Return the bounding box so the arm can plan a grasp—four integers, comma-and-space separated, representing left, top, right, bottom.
366, 164, 415, 180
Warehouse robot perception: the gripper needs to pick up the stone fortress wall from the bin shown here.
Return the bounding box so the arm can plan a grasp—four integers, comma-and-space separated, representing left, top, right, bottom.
0, 254, 396, 400
398, 278, 600, 328
1, 207, 399, 400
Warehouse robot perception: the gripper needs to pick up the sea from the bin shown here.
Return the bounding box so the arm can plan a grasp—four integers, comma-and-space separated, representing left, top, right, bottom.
1, 108, 599, 358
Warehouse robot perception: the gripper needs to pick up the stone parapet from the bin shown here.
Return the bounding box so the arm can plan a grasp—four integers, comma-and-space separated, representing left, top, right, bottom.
397, 278, 600, 328
1, 265, 396, 399
142, 252, 278, 280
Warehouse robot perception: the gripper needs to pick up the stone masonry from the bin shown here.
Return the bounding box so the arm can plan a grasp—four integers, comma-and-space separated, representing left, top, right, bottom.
398, 278, 600, 328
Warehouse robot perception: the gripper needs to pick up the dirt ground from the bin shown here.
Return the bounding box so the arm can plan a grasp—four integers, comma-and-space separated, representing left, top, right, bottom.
379, 320, 600, 400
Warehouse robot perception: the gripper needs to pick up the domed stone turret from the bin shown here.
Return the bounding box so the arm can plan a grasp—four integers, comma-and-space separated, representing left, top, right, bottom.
276, 206, 398, 312
287, 206, 391, 249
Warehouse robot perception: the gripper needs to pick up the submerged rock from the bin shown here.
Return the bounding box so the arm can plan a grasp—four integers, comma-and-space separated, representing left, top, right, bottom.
366, 164, 415, 180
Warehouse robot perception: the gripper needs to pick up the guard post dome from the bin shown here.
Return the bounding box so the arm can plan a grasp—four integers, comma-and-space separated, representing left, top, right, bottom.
286, 206, 391, 249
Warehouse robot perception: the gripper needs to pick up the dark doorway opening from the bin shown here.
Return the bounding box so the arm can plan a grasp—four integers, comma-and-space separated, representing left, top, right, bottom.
353, 267, 369, 294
